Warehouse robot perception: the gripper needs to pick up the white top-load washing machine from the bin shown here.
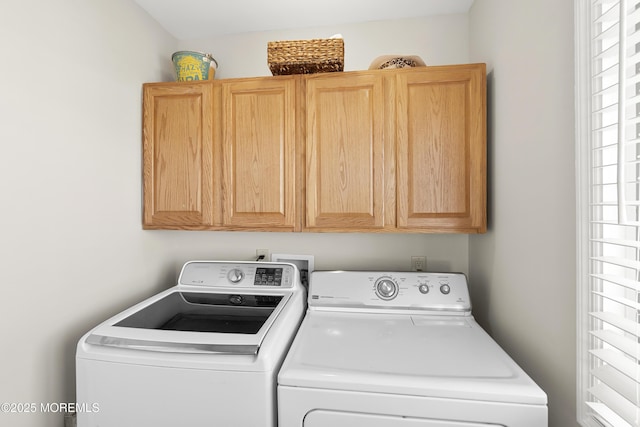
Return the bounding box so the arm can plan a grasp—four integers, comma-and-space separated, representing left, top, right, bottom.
76, 261, 305, 427
278, 270, 548, 427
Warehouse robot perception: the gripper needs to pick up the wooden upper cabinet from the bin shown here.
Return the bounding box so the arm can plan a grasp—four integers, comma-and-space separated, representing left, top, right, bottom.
142, 83, 216, 229
395, 64, 486, 233
221, 77, 298, 230
140, 64, 486, 233
304, 72, 390, 231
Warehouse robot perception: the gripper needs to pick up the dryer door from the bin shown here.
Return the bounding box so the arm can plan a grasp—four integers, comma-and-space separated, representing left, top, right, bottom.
304, 410, 501, 427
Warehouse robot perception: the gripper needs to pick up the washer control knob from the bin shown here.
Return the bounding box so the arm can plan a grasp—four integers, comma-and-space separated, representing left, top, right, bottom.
375, 278, 399, 300
440, 284, 451, 295
227, 268, 244, 283
419, 284, 429, 294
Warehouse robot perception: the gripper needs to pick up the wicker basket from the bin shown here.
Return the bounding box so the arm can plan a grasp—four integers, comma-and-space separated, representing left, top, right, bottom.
268, 38, 344, 75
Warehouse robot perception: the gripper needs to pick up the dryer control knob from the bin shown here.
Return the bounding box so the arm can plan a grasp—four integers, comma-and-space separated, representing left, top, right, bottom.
440, 284, 451, 295
419, 284, 429, 294
227, 268, 244, 283
375, 278, 398, 300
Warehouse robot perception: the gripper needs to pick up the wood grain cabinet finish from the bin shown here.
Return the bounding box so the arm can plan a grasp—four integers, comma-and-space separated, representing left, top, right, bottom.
141, 64, 486, 233
221, 77, 298, 231
304, 72, 390, 231
142, 83, 216, 228
304, 64, 486, 233
395, 64, 486, 233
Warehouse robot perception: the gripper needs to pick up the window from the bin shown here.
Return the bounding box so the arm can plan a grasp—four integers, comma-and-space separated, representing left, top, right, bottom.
577, 0, 640, 426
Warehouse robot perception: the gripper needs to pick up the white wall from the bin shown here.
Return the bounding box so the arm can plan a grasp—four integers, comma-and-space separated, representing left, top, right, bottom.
0, 4, 471, 427
0, 1, 177, 426
180, 14, 470, 78
468, 2, 576, 427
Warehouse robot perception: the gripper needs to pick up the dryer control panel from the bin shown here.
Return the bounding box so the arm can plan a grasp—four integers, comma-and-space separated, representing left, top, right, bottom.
178, 261, 299, 289
309, 271, 471, 313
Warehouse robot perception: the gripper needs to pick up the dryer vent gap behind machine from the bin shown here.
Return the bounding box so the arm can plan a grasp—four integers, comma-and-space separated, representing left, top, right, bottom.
76, 261, 306, 427
278, 270, 548, 427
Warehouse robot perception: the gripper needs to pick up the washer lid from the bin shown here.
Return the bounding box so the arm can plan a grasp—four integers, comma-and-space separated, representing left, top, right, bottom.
84, 289, 292, 355
278, 311, 547, 405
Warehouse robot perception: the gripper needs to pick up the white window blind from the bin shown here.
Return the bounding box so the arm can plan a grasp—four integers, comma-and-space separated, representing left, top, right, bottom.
578, 0, 640, 426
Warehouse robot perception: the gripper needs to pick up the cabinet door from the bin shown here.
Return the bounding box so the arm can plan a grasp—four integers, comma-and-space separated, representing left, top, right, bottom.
221, 77, 298, 230
305, 72, 390, 231
142, 83, 216, 228
396, 65, 486, 232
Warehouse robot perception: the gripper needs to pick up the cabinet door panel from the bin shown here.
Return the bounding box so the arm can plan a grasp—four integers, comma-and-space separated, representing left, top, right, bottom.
222, 78, 297, 230
305, 73, 386, 230
396, 66, 486, 232
143, 84, 214, 228
408, 80, 468, 215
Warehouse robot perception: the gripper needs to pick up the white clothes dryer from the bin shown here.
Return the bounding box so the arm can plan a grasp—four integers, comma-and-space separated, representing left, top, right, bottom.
76, 261, 305, 427
278, 270, 547, 427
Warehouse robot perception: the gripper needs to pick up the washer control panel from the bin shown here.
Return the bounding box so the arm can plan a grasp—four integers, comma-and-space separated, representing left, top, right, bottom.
178, 261, 298, 289
309, 271, 470, 313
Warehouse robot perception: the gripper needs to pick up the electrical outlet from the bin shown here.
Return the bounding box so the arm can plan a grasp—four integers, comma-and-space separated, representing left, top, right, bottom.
256, 249, 270, 261
411, 256, 427, 272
